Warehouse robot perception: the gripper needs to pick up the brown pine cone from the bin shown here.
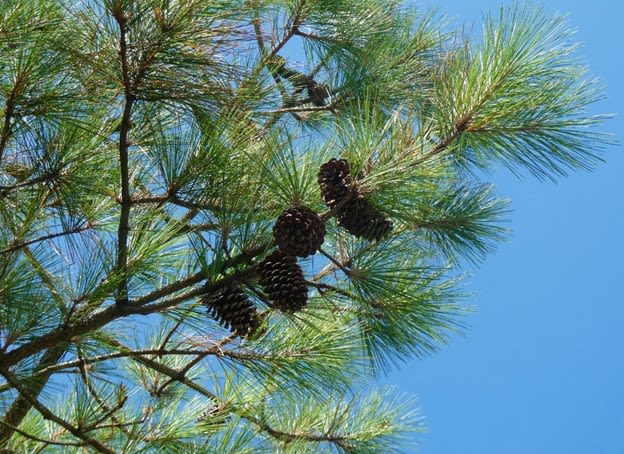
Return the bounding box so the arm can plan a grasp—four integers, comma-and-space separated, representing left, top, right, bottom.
318, 158, 352, 207
202, 285, 259, 336
258, 251, 307, 313
273, 206, 326, 258
336, 197, 393, 241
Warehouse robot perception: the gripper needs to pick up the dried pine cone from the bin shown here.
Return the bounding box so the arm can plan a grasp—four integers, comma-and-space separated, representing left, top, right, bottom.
273, 206, 326, 257
318, 158, 352, 207
336, 197, 393, 241
202, 285, 259, 336
318, 158, 393, 241
258, 251, 307, 313
307, 80, 331, 106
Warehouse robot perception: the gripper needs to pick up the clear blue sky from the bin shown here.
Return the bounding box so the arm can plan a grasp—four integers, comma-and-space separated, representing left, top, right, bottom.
387, 1, 624, 453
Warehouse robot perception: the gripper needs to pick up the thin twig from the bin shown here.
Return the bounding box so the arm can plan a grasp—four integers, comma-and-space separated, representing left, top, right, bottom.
319, 248, 351, 277
0, 224, 92, 255
35, 348, 233, 378
0, 173, 55, 197
411, 116, 471, 168
109, 340, 219, 400
0, 83, 17, 165
154, 334, 235, 396
246, 416, 356, 451
268, 0, 306, 59
77, 353, 129, 434
0, 421, 84, 447
156, 320, 182, 359
293, 28, 342, 44
252, 6, 303, 128
306, 281, 355, 299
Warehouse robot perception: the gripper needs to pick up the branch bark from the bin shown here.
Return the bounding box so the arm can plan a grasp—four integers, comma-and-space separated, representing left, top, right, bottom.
0, 85, 17, 165
113, 11, 135, 308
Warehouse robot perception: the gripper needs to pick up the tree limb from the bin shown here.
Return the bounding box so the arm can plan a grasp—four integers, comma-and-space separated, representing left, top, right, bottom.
0, 83, 17, 165
0, 244, 269, 367
113, 10, 135, 308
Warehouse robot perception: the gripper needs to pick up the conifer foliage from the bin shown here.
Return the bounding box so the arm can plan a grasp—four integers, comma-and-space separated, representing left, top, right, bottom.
0, 0, 609, 452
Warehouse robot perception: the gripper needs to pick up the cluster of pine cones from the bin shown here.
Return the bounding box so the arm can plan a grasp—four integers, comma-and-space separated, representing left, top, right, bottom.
202, 158, 392, 337
318, 158, 393, 241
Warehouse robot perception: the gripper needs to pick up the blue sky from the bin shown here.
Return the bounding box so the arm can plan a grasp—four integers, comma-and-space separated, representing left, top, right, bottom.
387, 1, 624, 453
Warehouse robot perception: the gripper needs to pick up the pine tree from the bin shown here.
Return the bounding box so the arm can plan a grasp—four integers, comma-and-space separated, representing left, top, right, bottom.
0, 0, 609, 452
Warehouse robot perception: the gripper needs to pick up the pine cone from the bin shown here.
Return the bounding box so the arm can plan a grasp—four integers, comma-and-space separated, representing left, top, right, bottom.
307, 80, 330, 106
318, 158, 352, 207
202, 285, 259, 336
258, 251, 307, 313
273, 206, 326, 257
336, 197, 393, 241
318, 158, 393, 241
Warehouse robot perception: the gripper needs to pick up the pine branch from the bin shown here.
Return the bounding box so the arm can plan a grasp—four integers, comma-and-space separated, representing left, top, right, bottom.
411, 119, 469, 168
0, 364, 115, 454
116, 340, 359, 450
0, 223, 74, 445
27, 348, 223, 379
268, 0, 307, 59
306, 280, 356, 300
109, 340, 218, 400
28, 344, 240, 382
0, 346, 66, 447
318, 247, 351, 277
76, 353, 130, 435
253, 6, 303, 126
246, 415, 356, 451
113, 9, 135, 309
0, 82, 17, 165
0, 420, 84, 448
0, 174, 55, 197
0, 224, 92, 256
0, 244, 268, 367
153, 334, 236, 397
